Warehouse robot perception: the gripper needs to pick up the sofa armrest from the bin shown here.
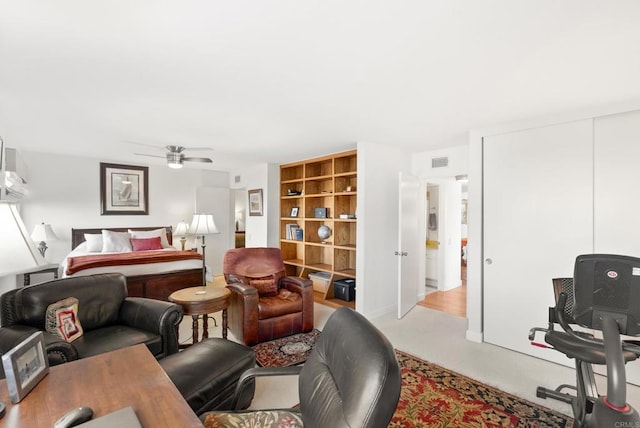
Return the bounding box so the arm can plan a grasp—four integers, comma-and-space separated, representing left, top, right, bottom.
0, 326, 78, 378
43, 331, 78, 367
119, 297, 184, 357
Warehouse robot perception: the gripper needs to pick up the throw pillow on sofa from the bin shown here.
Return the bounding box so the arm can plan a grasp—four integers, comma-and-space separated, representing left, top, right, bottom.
46, 297, 83, 342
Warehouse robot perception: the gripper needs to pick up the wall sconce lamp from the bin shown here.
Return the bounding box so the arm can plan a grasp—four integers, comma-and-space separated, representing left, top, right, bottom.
30, 222, 59, 258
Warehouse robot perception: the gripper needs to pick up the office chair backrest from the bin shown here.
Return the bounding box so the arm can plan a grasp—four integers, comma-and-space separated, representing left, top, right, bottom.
573, 254, 640, 335
298, 307, 401, 428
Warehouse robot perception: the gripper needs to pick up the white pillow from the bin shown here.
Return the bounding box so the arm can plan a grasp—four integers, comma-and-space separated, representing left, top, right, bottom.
84, 234, 103, 252
128, 228, 171, 248
101, 230, 132, 253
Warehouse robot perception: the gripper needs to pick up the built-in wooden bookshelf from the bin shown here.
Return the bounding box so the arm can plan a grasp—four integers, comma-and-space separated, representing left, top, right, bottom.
280, 150, 357, 309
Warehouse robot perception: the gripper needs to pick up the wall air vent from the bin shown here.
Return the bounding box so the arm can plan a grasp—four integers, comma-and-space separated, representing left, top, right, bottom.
431, 157, 449, 168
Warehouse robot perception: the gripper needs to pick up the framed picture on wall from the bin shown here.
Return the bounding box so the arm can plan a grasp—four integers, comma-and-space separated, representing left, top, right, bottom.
100, 162, 149, 215
248, 189, 263, 216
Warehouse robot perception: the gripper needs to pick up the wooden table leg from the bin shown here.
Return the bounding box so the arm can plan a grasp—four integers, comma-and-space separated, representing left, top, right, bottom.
202, 314, 209, 340
222, 308, 228, 340
192, 315, 199, 344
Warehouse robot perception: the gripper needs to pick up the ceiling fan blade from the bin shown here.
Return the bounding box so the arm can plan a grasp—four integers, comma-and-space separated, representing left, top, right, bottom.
184, 147, 214, 152
183, 157, 213, 163
125, 140, 164, 150
134, 153, 166, 159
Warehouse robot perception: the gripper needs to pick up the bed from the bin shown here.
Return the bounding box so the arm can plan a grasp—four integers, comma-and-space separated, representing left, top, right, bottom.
63, 226, 204, 301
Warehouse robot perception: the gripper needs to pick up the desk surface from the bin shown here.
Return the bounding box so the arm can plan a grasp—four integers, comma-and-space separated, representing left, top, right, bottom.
0, 344, 202, 428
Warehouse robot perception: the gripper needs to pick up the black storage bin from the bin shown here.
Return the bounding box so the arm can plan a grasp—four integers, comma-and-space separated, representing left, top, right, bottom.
334, 278, 356, 302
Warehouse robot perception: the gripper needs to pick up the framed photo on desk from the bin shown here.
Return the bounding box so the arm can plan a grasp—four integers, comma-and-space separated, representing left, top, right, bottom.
1, 332, 49, 403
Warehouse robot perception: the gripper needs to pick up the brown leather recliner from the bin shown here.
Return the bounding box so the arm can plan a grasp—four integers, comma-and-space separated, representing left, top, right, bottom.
223, 247, 314, 346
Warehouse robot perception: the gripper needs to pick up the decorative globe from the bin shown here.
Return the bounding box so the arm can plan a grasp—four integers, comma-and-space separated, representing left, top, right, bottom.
317, 225, 332, 240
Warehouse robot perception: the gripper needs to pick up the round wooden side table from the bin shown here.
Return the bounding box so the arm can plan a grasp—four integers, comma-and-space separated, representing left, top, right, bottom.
168, 286, 231, 345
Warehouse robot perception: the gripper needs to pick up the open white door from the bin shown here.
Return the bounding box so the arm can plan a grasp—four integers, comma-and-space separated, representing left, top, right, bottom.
398, 172, 420, 319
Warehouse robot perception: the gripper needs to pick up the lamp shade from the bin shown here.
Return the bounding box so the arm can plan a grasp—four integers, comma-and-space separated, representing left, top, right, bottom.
0, 202, 48, 275
31, 223, 59, 243
174, 221, 190, 237
189, 213, 219, 235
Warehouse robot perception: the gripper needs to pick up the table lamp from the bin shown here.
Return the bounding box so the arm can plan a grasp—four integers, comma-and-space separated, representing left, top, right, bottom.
30, 222, 59, 258
174, 220, 190, 251
188, 213, 220, 292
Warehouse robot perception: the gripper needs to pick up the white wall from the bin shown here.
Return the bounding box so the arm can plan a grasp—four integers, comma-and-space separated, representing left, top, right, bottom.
15, 150, 231, 275
356, 141, 412, 318
229, 163, 278, 248
412, 145, 469, 178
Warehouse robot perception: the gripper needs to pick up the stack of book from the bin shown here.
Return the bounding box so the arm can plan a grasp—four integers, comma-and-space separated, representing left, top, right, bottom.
285, 224, 303, 241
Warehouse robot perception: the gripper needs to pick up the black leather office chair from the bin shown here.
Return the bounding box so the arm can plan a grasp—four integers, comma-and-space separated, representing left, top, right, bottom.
529, 255, 640, 427
200, 307, 402, 428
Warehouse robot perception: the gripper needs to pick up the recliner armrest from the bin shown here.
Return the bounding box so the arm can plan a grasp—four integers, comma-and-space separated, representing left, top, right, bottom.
280, 276, 312, 293
227, 282, 258, 296
119, 297, 184, 356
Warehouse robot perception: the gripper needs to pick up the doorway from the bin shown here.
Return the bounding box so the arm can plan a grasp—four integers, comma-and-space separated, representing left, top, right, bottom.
234, 189, 247, 248
417, 176, 467, 317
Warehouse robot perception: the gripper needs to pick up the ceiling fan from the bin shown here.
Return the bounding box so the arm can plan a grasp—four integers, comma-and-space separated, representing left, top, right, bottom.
135, 145, 213, 169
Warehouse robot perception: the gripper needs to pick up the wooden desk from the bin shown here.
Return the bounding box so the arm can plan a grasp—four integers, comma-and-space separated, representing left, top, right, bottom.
0, 345, 201, 427
169, 286, 231, 343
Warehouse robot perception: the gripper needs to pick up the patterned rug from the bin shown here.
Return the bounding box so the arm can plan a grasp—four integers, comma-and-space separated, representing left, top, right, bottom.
252, 334, 573, 427
253, 329, 321, 367
391, 350, 573, 427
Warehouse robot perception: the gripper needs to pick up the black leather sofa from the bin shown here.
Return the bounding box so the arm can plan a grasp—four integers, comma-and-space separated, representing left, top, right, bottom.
0, 273, 183, 377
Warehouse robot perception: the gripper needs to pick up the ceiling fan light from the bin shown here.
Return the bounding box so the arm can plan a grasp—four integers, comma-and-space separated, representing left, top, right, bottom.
166, 152, 183, 169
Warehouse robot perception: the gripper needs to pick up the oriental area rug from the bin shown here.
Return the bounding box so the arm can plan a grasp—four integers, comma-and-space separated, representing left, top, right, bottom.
253, 333, 573, 427
253, 329, 321, 367
391, 350, 573, 427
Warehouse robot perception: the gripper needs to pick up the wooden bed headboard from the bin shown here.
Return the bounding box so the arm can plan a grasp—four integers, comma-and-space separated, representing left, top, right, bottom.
71, 226, 173, 250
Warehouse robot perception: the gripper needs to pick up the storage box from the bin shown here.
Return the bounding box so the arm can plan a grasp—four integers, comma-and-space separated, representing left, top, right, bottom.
308, 271, 331, 293
334, 278, 356, 301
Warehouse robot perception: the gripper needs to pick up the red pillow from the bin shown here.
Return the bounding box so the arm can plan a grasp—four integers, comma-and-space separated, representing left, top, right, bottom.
130, 237, 163, 251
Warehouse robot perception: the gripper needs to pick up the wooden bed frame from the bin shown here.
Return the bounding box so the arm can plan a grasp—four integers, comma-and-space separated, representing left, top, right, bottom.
70, 226, 203, 301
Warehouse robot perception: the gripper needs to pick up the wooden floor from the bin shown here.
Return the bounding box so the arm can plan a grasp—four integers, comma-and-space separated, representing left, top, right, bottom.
417, 263, 467, 317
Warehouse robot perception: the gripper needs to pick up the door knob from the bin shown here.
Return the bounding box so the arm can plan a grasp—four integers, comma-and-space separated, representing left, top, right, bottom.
485, 258, 493, 265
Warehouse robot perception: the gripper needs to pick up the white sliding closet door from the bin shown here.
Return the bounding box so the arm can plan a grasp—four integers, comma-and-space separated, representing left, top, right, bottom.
594, 109, 640, 255
594, 109, 640, 384
483, 120, 593, 362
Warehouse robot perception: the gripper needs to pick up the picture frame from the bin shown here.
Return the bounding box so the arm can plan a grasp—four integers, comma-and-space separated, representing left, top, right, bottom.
2, 331, 49, 403
290, 206, 299, 217
248, 189, 263, 216
100, 162, 149, 215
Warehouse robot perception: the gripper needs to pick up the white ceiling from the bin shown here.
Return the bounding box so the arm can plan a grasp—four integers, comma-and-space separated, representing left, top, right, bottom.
1, 1, 640, 172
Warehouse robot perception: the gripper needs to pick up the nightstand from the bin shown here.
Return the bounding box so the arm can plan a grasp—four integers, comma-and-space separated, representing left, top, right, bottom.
23, 263, 59, 286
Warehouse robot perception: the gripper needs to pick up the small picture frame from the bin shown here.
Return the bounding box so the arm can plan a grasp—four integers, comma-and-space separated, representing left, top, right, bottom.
290, 207, 299, 217
2, 331, 49, 403
248, 189, 264, 216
